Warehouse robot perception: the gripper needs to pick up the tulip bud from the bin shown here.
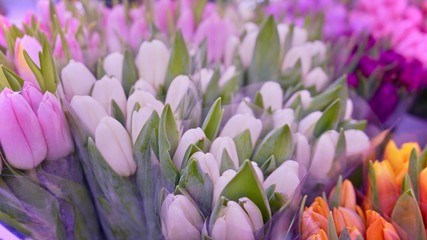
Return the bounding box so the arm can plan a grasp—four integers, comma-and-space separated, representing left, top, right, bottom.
308, 41, 326, 62
103, 52, 124, 83
344, 99, 353, 120
285, 90, 312, 110
211, 200, 257, 240
291, 27, 308, 47
219, 66, 236, 88
251, 162, 264, 183
135, 40, 170, 89
304, 67, 329, 92
282, 45, 312, 75
176, 10, 195, 41
239, 31, 258, 68
14, 36, 42, 86
129, 18, 148, 51
213, 169, 236, 207
383, 141, 420, 180
53, 32, 84, 63
306, 229, 328, 240
195, 68, 214, 93
263, 160, 301, 198
210, 137, 240, 170
294, 133, 311, 169
259, 81, 283, 111
344, 130, 370, 157
38, 92, 74, 160
239, 197, 264, 232
71, 95, 108, 137
236, 98, 254, 116
134, 80, 157, 95
220, 114, 262, 147
419, 168, 427, 225
91, 76, 127, 116
61, 60, 97, 100
332, 207, 365, 237
161, 194, 203, 240
191, 152, 220, 183
126, 90, 164, 130
95, 117, 136, 176
310, 130, 339, 179
365, 210, 400, 240
154, 0, 176, 35
106, 5, 130, 52
131, 107, 154, 144
0, 88, 47, 169
165, 75, 198, 113
224, 36, 239, 67
301, 197, 330, 240
298, 111, 322, 139
173, 128, 206, 169
0, 16, 10, 48
329, 180, 356, 211
21, 82, 43, 112
277, 23, 289, 47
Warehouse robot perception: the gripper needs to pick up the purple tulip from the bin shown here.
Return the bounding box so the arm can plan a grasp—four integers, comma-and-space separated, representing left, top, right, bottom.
369, 83, 399, 122
347, 73, 359, 88
400, 59, 425, 91
0, 88, 47, 169
358, 55, 380, 77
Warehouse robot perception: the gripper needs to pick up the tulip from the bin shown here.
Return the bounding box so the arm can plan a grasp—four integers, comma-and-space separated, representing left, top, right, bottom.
154, 0, 176, 35
277, 23, 289, 48
419, 168, 427, 225
176, 9, 195, 41
220, 114, 262, 147
294, 133, 311, 169
236, 98, 254, 116
365, 210, 400, 240
259, 81, 283, 111
383, 140, 420, 183
308, 41, 326, 62
282, 45, 312, 75
251, 162, 264, 183
53, 32, 84, 63
213, 169, 237, 207
129, 18, 149, 51
135, 40, 170, 89
38, 92, 74, 160
306, 229, 327, 240
291, 26, 308, 47
0, 16, 10, 48
263, 160, 301, 198
191, 152, 220, 183
21, 82, 43, 112
333, 207, 365, 237
218, 66, 236, 88
301, 197, 330, 239
239, 197, 264, 232
95, 117, 136, 176
91, 76, 127, 116
298, 111, 323, 139
61, 60, 97, 101
103, 52, 124, 83
344, 100, 353, 120
329, 180, 356, 211
165, 75, 198, 113
310, 130, 339, 179
131, 107, 154, 144
0, 88, 47, 169
210, 137, 240, 170
195, 68, 214, 93
173, 128, 206, 169
211, 200, 257, 240
304, 67, 329, 91
70, 95, 108, 137
344, 130, 370, 157
161, 194, 203, 240
14, 36, 42, 87
285, 90, 312, 110
224, 36, 239, 67
134, 80, 157, 95
106, 5, 130, 52
126, 90, 164, 130
239, 31, 258, 68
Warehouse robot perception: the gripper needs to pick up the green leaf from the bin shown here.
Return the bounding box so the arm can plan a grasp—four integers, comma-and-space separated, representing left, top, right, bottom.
203, 67, 220, 107
408, 149, 420, 199
193, 0, 207, 24
0, 66, 24, 91
313, 99, 340, 138
180, 144, 203, 170
248, 16, 280, 83
122, 49, 138, 96
306, 84, 342, 113
202, 98, 223, 141
23, 50, 44, 88
328, 212, 339, 240
178, 159, 213, 216
340, 120, 367, 131
233, 130, 253, 165
40, 34, 58, 92
220, 160, 271, 222
253, 125, 293, 167
268, 192, 286, 215
338, 228, 351, 240
96, 58, 105, 79
111, 100, 126, 127
220, 73, 239, 105
391, 189, 426, 240
368, 161, 380, 213
254, 92, 264, 109
164, 30, 189, 89
260, 155, 278, 176
330, 176, 343, 209
402, 174, 414, 193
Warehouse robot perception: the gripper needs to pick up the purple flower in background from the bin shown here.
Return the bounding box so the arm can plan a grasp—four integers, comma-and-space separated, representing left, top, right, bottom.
359, 55, 379, 77
347, 73, 359, 88
369, 82, 399, 122
400, 59, 427, 91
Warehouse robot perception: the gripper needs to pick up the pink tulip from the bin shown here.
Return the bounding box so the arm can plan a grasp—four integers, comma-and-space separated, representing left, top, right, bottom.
53, 32, 84, 62
176, 9, 195, 41
106, 5, 130, 52
154, 0, 177, 35
14, 36, 42, 87
37, 92, 74, 160
21, 82, 43, 112
0, 15, 10, 48
0, 88, 47, 169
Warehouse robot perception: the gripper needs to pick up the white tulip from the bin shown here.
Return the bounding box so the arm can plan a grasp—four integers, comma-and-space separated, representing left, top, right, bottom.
304, 67, 329, 91
285, 90, 312, 110
135, 40, 170, 89
71, 95, 108, 137
239, 31, 258, 68
103, 52, 124, 82
251, 162, 264, 183
173, 128, 206, 169
212, 170, 237, 207
91, 76, 127, 116
236, 98, 254, 116
61, 60, 96, 100
126, 90, 164, 130
95, 116, 136, 176
131, 107, 153, 143
263, 160, 301, 198
277, 23, 289, 48
345, 99, 353, 120
298, 111, 323, 139
308, 41, 326, 61
259, 81, 283, 111
220, 114, 262, 147
165, 75, 198, 113
134, 79, 157, 95
191, 152, 220, 183
195, 68, 214, 93
282, 45, 312, 75
239, 197, 264, 233
344, 130, 370, 157
219, 66, 236, 88
224, 36, 240, 67
291, 26, 308, 47
294, 133, 311, 169
244, 22, 259, 34
161, 194, 203, 240
310, 130, 339, 179
211, 201, 255, 240
273, 108, 295, 130
210, 137, 240, 170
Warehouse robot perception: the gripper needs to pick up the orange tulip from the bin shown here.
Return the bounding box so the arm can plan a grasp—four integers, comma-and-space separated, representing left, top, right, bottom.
306, 229, 328, 240
383, 141, 420, 186
419, 168, 427, 225
301, 197, 330, 240
333, 207, 365, 237
365, 210, 400, 240
365, 161, 400, 216
329, 179, 357, 211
